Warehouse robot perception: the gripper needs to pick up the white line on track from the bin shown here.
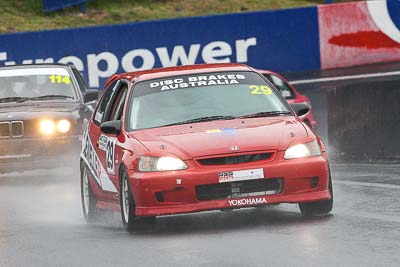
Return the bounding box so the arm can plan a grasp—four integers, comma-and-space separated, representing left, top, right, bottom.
332, 163, 400, 167
290, 70, 400, 85
334, 180, 400, 190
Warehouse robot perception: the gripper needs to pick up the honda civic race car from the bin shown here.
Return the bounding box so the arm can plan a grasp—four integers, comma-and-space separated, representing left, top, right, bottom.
258, 70, 317, 129
0, 64, 98, 173
80, 63, 333, 232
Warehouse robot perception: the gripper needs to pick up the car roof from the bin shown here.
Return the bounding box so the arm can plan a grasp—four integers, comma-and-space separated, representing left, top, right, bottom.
0, 63, 71, 70
106, 63, 256, 86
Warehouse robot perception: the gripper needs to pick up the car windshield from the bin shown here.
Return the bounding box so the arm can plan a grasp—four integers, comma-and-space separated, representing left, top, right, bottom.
0, 67, 77, 103
128, 71, 291, 130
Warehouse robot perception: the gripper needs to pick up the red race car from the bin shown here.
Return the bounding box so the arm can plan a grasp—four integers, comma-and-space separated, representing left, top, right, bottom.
258, 70, 317, 129
80, 63, 333, 232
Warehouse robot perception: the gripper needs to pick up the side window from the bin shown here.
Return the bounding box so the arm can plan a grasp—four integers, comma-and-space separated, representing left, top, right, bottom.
112, 88, 128, 121
71, 68, 88, 93
265, 74, 295, 99
104, 83, 128, 123
93, 80, 119, 125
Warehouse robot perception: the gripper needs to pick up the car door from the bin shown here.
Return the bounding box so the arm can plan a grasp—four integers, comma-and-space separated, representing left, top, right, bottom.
84, 80, 122, 198
94, 80, 129, 195
99, 81, 128, 170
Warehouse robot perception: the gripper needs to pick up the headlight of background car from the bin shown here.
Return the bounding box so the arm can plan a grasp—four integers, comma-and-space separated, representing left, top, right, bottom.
40, 119, 71, 135
138, 156, 187, 171
284, 140, 321, 159
39, 119, 56, 135
57, 119, 71, 133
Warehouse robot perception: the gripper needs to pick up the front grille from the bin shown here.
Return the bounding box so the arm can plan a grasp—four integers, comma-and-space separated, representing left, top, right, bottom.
11, 121, 23, 137
197, 153, 273, 166
196, 178, 283, 201
0, 122, 10, 138
0, 121, 24, 138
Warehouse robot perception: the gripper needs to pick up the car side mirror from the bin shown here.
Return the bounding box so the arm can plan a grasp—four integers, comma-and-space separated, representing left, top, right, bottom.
84, 89, 99, 103
100, 120, 121, 135
290, 103, 310, 117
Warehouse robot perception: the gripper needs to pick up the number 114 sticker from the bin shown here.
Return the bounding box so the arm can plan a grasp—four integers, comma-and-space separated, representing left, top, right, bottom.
49, 75, 71, 85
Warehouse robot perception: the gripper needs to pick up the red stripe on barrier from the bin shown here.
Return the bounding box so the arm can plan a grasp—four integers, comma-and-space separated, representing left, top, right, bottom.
329, 30, 400, 49
319, 1, 400, 69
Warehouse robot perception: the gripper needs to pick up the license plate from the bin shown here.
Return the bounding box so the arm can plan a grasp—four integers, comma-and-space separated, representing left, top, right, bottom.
218, 168, 264, 183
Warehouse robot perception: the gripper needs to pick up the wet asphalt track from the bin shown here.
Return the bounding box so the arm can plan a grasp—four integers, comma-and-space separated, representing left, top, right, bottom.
0, 163, 399, 267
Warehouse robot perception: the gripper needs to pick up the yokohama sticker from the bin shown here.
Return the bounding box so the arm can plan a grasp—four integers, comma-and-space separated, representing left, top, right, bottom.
228, 197, 267, 207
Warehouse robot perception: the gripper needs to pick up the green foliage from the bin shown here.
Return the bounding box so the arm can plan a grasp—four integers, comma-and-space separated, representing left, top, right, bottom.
0, 0, 359, 33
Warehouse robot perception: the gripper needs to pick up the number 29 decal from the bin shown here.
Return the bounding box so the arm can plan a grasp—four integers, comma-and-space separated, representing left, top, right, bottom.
98, 134, 116, 175
106, 138, 116, 175
249, 85, 272, 95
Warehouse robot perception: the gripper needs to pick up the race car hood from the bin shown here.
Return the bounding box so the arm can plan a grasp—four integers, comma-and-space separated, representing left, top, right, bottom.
130, 117, 309, 160
0, 101, 81, 121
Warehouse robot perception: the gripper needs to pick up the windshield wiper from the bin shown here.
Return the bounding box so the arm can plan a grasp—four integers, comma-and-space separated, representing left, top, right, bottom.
162, 115, 236, 127
239, 111, 292, 118
17, 95, 75, 103
0, 97, 30, 103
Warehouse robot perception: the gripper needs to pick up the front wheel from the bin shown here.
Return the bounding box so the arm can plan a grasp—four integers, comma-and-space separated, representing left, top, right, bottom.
120, 168, 156, 233
299, 174, 333, 216
81, 164, 100, 222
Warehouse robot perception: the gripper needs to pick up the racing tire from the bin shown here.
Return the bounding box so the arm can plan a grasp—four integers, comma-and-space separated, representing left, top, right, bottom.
81, 163, 100, 223
299, 173, 333, 217
120, 168, 156, 233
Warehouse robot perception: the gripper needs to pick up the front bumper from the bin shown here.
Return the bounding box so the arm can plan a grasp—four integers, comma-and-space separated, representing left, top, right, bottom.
128, 153, 331, 217
0, 135, 81, 173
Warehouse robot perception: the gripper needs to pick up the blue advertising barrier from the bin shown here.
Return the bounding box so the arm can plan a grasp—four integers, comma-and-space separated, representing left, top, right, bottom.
43, 0, 88, 13
0, 7, 320, 88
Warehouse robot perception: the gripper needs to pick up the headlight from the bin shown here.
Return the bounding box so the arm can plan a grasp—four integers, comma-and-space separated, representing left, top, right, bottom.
138, 156, 187, 172
40, 119, 71, 135
40, 119, 55, 135
57, 119, 71, 133
284, 140, 321, 159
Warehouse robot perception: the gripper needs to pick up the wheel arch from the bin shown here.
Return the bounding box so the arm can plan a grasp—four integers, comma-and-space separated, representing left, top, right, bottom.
118, 163, 130, 191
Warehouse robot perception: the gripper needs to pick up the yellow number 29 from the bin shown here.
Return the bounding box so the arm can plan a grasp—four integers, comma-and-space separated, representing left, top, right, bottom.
49, 75, 71, 85
249, 85, 272, 95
